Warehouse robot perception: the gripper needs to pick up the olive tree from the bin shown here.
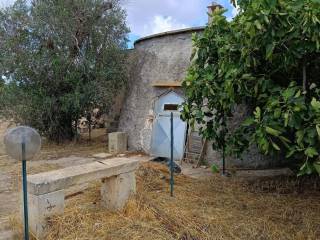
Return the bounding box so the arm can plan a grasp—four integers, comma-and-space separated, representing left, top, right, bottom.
0, 0, 129, 142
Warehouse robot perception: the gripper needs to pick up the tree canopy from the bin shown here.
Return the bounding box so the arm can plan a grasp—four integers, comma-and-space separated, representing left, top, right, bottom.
182, 0, 320, 175
0, 0, 129, 142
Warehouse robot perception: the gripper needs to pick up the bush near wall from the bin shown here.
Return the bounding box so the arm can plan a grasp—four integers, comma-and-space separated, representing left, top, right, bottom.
182, 0, 320, 175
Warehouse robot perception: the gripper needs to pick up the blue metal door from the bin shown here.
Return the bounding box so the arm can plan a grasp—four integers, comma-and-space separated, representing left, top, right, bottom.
151, 91, 187, 160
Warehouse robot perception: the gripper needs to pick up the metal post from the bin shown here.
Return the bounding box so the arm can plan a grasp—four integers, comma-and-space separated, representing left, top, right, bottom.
222, 144, 226, 175
22, 142, 29, 240
222, 116, 226, 176
170, 112, 174, 197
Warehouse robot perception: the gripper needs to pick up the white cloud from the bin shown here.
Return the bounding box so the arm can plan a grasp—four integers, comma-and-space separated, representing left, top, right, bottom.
227, 3, 239, 21
124, 0, 210, 37
0, 0, 14, 8
2, 0, 236, 38
144, 15, 187, 35
124, 0, 236, 38
232, 5, 239, 17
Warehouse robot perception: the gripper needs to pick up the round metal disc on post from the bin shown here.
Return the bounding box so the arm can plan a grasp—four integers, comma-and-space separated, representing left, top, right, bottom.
4, 126, 41, 161
3, 126, 41, 240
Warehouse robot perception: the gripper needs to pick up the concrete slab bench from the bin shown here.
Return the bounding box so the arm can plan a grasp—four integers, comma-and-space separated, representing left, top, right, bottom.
26, 157, 139, 238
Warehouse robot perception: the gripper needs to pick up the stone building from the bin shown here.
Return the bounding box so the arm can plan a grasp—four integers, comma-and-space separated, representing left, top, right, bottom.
119, 6, 284, 170
119, 27, 203, 158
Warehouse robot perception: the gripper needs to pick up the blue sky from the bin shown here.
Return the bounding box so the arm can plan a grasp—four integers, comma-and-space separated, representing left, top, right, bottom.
124, 0, 237, 48
0, 0, 237, 48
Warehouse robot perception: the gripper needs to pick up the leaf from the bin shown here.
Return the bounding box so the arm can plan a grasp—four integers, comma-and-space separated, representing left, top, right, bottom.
284, 112, 289, 127
316, 125, 320, 138
254, 107, 261, 122
313, 161, 320, 175
311, 98, 320, 111
257, 134, 270, 154
271, 141, 280, 151
296, 130, 304, 147
279, 136, 291, 143
304, 147, 318, 158
265, 126, 281, 136
183, 105, 189, 114
242, 117, 254, 126
273, 108, 281, 118
266, 43, 275, 60
279, 136, 291, 149
282, 88, 295, 101
293, 106, 301, 112
241, 73, 252, 79
211, 164, 219, 173
286, 148, 296, 158
254, 20, 262, 30
190, 48, 197, 61
298, 161, 314, 176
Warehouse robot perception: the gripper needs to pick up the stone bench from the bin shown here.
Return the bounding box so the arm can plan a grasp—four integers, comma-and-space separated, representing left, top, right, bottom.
26, 157, 139, 238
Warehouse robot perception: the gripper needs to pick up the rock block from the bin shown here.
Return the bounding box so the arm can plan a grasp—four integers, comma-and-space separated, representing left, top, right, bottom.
108, 132, 127, 154
28, 190, 64, 239
101, 171, 136, 210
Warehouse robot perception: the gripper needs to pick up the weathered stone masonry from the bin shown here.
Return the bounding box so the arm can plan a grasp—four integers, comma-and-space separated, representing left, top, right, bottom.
119, 27, 284, 169
119, 28, 202, 153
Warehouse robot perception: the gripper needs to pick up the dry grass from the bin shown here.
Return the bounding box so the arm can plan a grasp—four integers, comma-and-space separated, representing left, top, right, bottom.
2, 125, 318, 239
38, 138, 107, 160
24, 162, 319, 240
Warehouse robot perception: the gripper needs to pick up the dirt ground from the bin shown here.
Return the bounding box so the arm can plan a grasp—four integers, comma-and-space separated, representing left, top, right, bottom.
34, 162, 319, 240
0, 123, 319, 240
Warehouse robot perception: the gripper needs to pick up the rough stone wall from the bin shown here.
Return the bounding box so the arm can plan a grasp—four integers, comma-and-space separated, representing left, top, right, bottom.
119, 31, 196, 152
119, 29, 283, 169
205, 105, 285, 169
205, 141, 284, 169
